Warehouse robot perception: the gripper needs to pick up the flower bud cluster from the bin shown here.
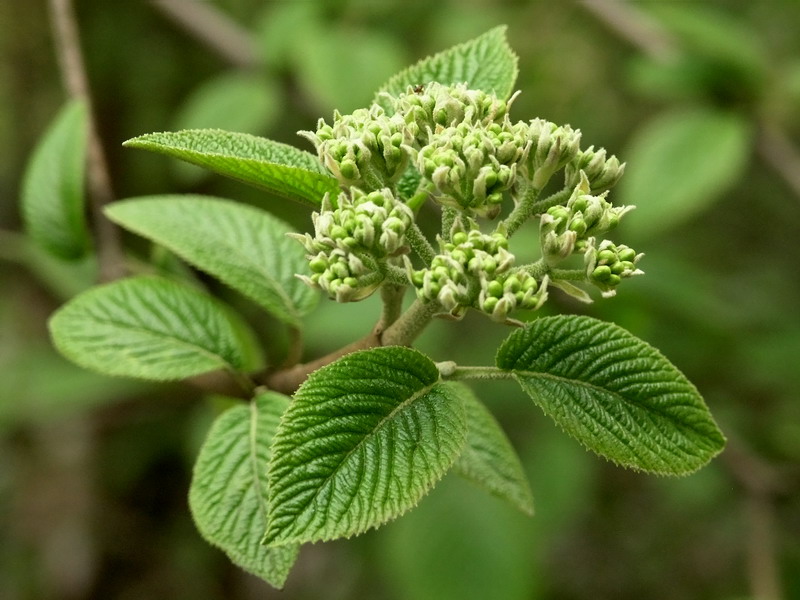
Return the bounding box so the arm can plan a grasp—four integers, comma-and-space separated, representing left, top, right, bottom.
583, 239, 644, 297
294, 188, 413, 302
301, 105, 412, 188
301, 249, 380, 303
564, 146, 625, 193
514, 118, 582, 190
409, 224, 547, 321
540, 174, 634, 264
392, 82, 511, 139
415, 122, 523, 217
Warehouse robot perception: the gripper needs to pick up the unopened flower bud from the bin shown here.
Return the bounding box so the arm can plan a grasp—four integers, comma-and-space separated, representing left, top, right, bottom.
565, 146, 626, 193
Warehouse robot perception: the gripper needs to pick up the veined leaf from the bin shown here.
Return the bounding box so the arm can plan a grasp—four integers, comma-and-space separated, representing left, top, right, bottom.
190, 392, 299, 588
21, 100, 90, 259
106, 196, 317, 326
49, 276, 255, 381
496, 315, 725, 475
265, 346, 467, 545
452, 384, 534, 516
123, 130, 339, 206
375, 26, 518, 109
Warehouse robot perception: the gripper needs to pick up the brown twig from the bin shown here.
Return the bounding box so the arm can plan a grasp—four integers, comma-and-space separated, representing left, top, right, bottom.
48, 0, 125, 282
151, 0, 257, 68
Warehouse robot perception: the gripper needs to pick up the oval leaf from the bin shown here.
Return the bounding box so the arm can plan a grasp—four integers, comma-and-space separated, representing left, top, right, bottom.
106, 196, 317, 326
190, 392, 299, 588
123, 130, 339, 206
49, 276, 254, 380
496, 315, 725, 475
619, 108, 751, 239
265, 346, 467, 545
375, 26, 518, 109
21, 100, 90, 259
452, 384, 534, 516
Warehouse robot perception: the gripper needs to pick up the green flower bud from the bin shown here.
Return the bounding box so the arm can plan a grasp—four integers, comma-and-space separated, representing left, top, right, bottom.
565, 146, 626, 193
583, 238, 644, 297
515, 118, 582, 190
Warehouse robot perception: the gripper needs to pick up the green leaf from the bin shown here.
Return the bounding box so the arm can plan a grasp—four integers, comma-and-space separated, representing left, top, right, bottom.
375, 26, 518, 108
496, 315, 726, 475
106, 196, 317, 326
21, 100, 90, 260
49, 276, 255, 381
171, 72, 281, 184
265, 346, 467, 545
619, 108, 751, 239
452, 384, 534, 516
189, 392, 299, 588
123, 130, 339, 207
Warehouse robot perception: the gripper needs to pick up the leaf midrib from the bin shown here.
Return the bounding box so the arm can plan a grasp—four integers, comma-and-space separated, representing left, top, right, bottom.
270, 376, 441, 542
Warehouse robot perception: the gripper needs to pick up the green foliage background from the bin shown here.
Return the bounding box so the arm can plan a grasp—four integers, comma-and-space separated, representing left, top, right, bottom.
2, 1, 799, 598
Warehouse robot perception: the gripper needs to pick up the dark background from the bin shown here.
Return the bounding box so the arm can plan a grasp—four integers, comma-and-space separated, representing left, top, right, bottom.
1, 1, 799, 598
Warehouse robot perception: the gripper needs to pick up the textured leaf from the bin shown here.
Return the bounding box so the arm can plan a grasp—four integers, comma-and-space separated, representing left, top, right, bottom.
171, 72, 281, 184
123, 130, 339, 206
106, 196, 317, 326
49, 276, 254, 381
190, 392, 299, 588
496, 315, 725, 475
375, 26, 518, 108
619, 108, 751, 239
265, 346, 467, 545
21, 100, 90, 259
452, 384, 534, 515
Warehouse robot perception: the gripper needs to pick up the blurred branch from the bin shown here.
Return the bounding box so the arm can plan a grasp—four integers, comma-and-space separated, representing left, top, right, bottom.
578, 0, 677, 62
722, 439, 786, 600
151, 0, 257, 68
48, 0, 125, 282
757, 125, 800, 198
580, 0, 800, 204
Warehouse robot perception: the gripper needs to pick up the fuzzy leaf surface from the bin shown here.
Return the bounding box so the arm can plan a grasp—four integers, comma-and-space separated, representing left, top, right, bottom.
49, 276, 252, 380
453, 384, 534, 515
21, 100, 90, 259
190, 392, 299, 588
496, 315, 725, 475
375, 26, 518, 108
123, 130, 338, 206
106, 196, 317, 326
265, 346, 467, 545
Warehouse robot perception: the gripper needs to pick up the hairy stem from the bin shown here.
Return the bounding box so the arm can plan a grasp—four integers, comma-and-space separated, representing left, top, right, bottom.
438, 364, 513, 381
502, 185, 541, 236
530, 187, 571, 215
441, 206, 459, 239
378, 284, 406, 330
406, 222, 437, 264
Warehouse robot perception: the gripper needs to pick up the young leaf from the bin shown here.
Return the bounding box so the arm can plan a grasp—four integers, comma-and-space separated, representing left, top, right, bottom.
190, 392, 299, 588
106, 196, 317, 326
21, 100, 90, 260
49, 276, 255, 381
452, 384, 534, 516
496, 315, 726, 475
123, 130, 339, 207
265, 346, 467, 546
375, 26, 518, 109
619, 108, 751, 239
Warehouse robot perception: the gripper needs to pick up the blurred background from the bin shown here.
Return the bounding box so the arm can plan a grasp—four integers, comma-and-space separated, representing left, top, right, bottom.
2, 1, 800, 598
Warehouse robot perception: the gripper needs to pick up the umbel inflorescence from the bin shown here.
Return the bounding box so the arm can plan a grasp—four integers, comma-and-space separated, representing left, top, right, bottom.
297, 82, 639, 322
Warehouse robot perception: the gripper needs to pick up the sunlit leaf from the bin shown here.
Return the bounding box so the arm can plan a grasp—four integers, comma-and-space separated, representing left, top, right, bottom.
106, 196, 317, 326
123, 130, 338, 206
49, 276, 255, 381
